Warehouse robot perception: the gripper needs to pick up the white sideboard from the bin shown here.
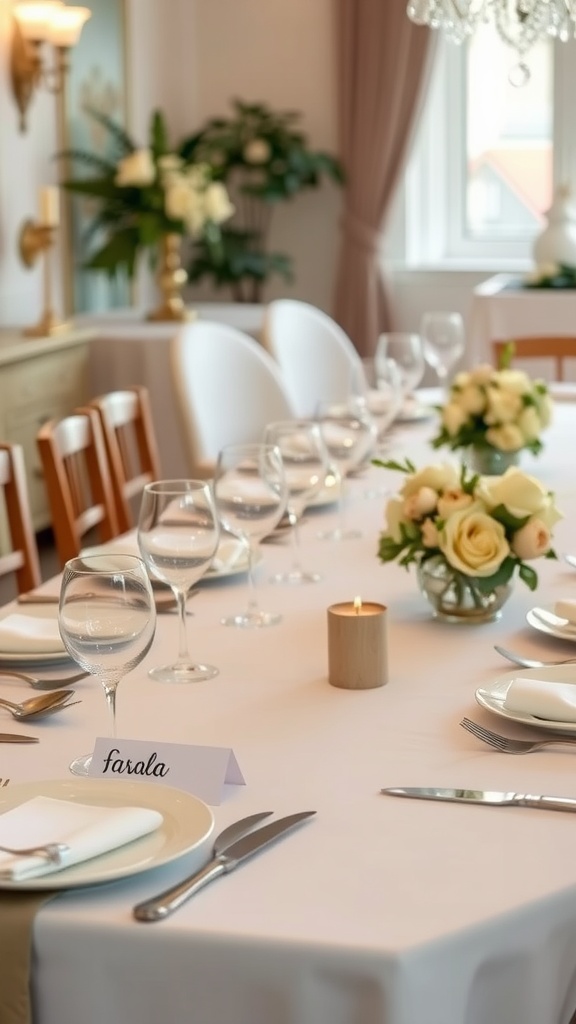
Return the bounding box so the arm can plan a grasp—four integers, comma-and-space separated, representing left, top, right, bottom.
0, 328, 93, 537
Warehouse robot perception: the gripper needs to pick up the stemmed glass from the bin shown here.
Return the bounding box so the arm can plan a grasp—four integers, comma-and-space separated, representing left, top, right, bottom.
213, 443, 287, 627
420, 311, 465, 386
368, 356, 404, 451
58, 553, 156, 777
315, 396, 377, 540
137, 480, 220, 683
375, 333, 425, 402
264, 419, 329, 583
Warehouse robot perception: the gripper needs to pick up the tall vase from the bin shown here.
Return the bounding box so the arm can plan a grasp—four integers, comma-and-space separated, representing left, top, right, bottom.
147, 233, 195, 323
533, 184, 576, 269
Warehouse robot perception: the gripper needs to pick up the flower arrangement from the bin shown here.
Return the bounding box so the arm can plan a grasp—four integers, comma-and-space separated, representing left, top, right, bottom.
376, 459, 560, 595
179, 99, 345, 301
61, 109, 235, 277
524, 262, 576, 289
431, 361, 552, 457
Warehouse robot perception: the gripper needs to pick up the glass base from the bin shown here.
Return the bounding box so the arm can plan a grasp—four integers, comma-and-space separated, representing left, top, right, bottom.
69, 753, 92, 776
148, 662, 219, 683
271, 568, 322, 584
317, 527, 362, 541
222, 610, 282, 628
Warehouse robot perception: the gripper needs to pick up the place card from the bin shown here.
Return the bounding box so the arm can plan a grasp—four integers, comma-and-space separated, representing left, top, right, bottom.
88, 737, 245, 805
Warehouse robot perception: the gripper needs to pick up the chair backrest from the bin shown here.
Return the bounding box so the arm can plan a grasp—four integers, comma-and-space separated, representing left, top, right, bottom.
0, 443, 41, 595
37, 408, 119, 566
171, 321, 295, 476
262, 298, 366, 416
492, 336, 576, 381
89, 385, 161, 533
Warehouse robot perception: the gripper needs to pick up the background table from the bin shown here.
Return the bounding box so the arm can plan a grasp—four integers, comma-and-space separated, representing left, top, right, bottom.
3, 398, 576, 1024
80, 303, 264, 477
468, 273, 576, 375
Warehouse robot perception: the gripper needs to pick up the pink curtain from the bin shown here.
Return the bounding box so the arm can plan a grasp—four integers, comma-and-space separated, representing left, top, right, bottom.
333, 0, 436, 355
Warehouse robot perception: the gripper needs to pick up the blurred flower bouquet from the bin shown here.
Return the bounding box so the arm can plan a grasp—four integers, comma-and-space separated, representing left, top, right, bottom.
61, 108, 234, 279
431, 362, 552, 461
376, 459, 560, 621
524, 262, 576, 289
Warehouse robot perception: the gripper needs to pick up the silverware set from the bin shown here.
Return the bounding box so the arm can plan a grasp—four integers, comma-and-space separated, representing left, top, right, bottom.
460, 716, 576, 754
493, 644, 576, 670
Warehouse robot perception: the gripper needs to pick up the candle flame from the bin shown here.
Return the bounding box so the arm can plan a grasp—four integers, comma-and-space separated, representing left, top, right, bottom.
354, 596, 362, 615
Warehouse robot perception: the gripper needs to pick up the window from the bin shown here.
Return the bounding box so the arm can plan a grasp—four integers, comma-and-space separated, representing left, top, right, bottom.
400, 29, 576, 267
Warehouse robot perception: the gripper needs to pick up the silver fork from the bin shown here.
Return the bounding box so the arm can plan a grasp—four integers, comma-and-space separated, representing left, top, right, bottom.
493, 644, 576, 670
0, 670, 88, 690
0, 841, 69, 864
460, 716, 576, 754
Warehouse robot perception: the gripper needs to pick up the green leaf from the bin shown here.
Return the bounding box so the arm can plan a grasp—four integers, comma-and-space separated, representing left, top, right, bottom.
150, 109, 169, 160
518, 562, 538, 591
489, 503, 530, 532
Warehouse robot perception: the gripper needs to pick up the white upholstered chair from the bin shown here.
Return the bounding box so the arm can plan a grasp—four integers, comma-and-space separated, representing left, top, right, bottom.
262, 298, 366, 417
170, 322, 295, 477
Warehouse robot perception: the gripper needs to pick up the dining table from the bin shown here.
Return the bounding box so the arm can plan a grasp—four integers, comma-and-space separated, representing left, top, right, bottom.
3, 389, 576, 1024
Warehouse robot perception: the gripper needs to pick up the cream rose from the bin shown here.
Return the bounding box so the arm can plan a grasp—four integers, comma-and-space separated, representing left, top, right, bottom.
384, 497, 405, 543
495, 369, 532, 396
115, 148, 155, 187
401, 464, 460, 499
484, 386, 523, 425
437, 489, 473, 518
484, 424, 524, 452
534, 390, 553, 428
517, 405, 542, 443
456, 384, 486, 417
441, 402, 469, 436
204, 182, 235, 224
440, 504, 509, 576
469, 364, 494, 385
477, 467, 562, 527
511, 518, 551, 560
452, 371, 471, 389
403, 486, 438, 520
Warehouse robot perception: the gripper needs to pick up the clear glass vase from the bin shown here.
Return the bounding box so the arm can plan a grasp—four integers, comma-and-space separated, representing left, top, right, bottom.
416, 555, 512, 624
466, 445, 520, 476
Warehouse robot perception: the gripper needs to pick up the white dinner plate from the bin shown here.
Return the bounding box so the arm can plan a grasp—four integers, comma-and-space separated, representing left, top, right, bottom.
0, 778, 214, 890
475, 664, 576, 733
526, 604, 576, 643
0, 605, 71, 667
394, 398, 434, 424
82, 535, 253, 582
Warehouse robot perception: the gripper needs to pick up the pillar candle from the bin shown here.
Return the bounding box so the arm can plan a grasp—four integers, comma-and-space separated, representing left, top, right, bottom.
327, 599, 388, 690
39, 187, 60, 227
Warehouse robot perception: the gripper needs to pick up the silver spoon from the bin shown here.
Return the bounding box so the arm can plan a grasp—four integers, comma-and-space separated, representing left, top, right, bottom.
0, 690, 76, 720
494, 644, 576, 670
0, 670, 88, 690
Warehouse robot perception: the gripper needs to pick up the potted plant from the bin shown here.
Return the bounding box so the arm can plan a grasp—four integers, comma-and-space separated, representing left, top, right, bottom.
179, 98, 345, 302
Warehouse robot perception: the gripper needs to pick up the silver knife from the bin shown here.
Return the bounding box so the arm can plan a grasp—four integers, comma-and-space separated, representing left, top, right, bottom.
133, 809, 316, 922
382, 786, 576, 812
0, 733, 39, 744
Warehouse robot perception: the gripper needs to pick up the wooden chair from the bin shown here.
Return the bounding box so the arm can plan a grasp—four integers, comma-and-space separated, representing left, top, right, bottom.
89, 385, 161, 533
0, 443, 41, 595
37, 408, 119, 567
492, 336, 576, 380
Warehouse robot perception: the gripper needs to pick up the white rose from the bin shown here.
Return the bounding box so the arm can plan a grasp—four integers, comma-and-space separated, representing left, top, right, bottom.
437, 489, 474, 518
484, 424, 524, 452
403, 486, 438, 520
421, 518, 440, 548
203, 182, 235, 224
457, 384, 486, 417
440, 504, 509, 576
477, 467, 562, 528
511, 517, 551, 560
243, 138, 271, 164
442, 402, 468, 436
384, 497, 405, 543
401, 464, 460, 499
484, 386, 523, 425
517, 405, 542, 443
115, 148, 155, 187
469, 364, 494, 385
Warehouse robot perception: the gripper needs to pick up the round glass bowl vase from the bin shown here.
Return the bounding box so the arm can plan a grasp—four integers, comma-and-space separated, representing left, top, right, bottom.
416, 555, 512, 624
466, 446, 520, 476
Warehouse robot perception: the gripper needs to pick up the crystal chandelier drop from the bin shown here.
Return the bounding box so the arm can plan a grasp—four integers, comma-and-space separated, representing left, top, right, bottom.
407, 1, 576, 84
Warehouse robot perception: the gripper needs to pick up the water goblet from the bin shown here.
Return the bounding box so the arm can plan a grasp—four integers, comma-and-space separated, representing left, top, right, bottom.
375, 332, 425, 401
137, 479, 220, 683
264, 419, 329, 583
213, 443, 287, 626
315, 396, 377, 540
58, 553, 156, 777
420, 311, 465, 386
368, 356, 404, 451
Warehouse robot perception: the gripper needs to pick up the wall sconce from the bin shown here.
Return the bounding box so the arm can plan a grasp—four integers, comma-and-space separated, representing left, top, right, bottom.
10, 2, 91, 132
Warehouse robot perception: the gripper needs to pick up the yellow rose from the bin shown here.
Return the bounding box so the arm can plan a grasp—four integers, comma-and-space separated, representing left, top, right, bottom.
511, 518, 551, 560
469, 364, 494, 385
440, 504, 509, 576
457, 384, 486, 417
441, 402, 469, 436
484, 386, 523, 425
495, 369, 532, 395
484, 424, 524, 451
115, 148, 155, 187
517, 406, 542, 443
401, 464, 460, 499
476, 467, 562, 527
452, 371, 471, 389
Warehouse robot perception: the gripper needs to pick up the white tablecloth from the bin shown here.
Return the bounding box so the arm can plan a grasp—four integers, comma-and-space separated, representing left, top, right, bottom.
468, 273, 576, 375
79, 303, 264, 478
3, 400, 576, 1024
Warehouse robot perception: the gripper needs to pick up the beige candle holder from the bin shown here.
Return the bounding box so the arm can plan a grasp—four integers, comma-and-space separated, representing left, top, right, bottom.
327, 600, 388, 690
19, 218, 66, 337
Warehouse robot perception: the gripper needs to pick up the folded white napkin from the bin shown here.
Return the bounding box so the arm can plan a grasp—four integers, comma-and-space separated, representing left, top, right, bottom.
554, 599, 576, 625
211, 536, 247, 572
504, 676, 576, 722
0, 614, 65, 654
0, 796, 163, 880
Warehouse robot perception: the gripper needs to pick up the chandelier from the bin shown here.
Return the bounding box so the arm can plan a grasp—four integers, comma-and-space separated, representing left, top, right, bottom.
406, 1, 576, 83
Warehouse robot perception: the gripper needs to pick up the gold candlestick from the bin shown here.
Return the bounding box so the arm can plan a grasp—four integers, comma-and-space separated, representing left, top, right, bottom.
19, 218, 67, 337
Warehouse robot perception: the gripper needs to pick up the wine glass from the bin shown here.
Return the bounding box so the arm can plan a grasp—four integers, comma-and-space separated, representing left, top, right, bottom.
137, 480, 220, 683
420, 311, 465, 386
264, 419, 329, 583
58, 554, 156, 777
368, 356, 404, 451
315, 396, 377, 540
375, 333, 425, 401
213, 443, 287, 627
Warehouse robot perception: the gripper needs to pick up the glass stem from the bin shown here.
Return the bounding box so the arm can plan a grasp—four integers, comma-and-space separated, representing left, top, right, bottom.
246, 540, 260, 616
101, 675, 119, 737
174, 588, 191, 668
290, 513, 303, 573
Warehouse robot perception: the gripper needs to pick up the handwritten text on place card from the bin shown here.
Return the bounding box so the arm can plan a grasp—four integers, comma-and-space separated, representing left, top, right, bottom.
89, 737, 245, 805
